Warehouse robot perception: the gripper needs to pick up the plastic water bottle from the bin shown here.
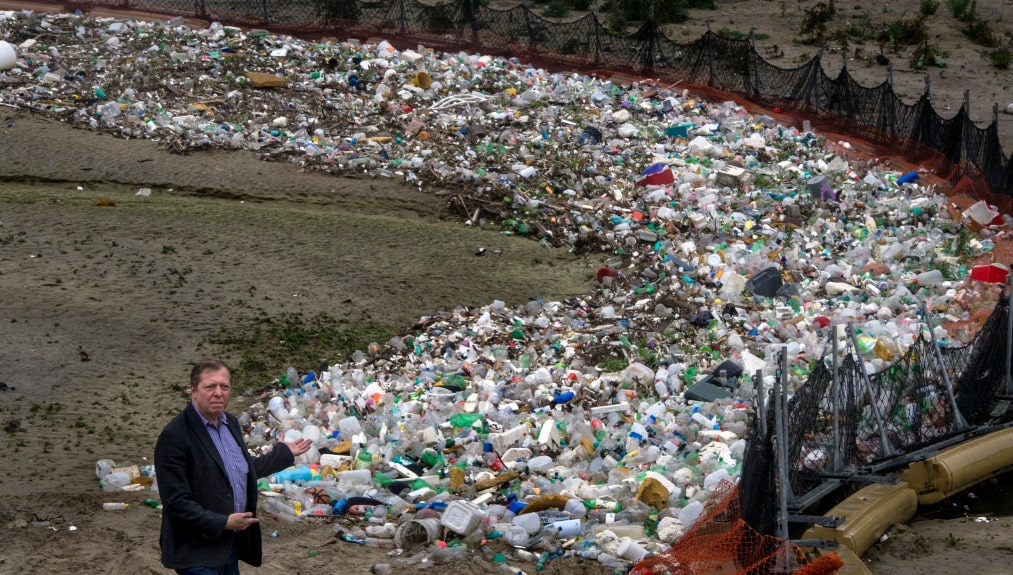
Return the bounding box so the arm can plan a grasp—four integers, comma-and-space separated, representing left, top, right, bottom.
691, 407, 720, 430
262, 497, 299, 520
103, 502, 129, 510
913, 269, 943, 286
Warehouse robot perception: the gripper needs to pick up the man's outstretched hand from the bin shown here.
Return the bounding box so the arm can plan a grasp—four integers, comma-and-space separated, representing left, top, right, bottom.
283, 438, 313, 456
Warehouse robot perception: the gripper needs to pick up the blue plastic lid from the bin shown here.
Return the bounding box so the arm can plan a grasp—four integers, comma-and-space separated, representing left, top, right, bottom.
332, 499, 347, 515
507, 500, 527, 514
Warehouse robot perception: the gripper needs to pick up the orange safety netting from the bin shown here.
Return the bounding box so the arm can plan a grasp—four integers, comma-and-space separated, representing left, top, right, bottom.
630, 481, 843, 575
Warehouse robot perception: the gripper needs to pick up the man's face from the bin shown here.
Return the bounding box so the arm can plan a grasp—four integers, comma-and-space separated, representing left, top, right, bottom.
191, 367, 231, 421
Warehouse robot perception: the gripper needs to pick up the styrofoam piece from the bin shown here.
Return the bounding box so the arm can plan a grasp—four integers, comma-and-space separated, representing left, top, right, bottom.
489, 425, 528, 453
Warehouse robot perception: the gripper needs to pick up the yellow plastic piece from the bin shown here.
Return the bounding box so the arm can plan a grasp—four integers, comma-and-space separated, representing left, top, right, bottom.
802, 482, 917, 556
903, 426, 1013, 505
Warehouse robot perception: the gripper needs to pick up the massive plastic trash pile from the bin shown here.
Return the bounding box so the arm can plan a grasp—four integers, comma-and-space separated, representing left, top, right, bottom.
17, 6, 1006, 572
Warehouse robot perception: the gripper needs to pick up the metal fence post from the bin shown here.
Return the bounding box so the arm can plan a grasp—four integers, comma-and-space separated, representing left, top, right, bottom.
593, 0, 602, 66
846, 325, 899, 458
831, 326, 842, 473
1005, 273, 1013, 396
749, 28, 759, 97
468, 0, 478, 45
521, 0, 534, 50
643, 2, 656, 72
842, 51, 854, 120
921, 303, 970, 429
887, 64, 896, 137
775, 348, 792, 541
804, 44, 825, 110
961, 89, 971, 163
706, 19, 713, 85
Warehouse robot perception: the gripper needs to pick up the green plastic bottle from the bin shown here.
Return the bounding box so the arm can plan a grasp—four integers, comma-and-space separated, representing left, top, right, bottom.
354, 448, 372, 470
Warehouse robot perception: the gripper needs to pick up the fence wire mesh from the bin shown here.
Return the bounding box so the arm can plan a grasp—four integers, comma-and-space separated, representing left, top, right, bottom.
776, 295, 1010, 510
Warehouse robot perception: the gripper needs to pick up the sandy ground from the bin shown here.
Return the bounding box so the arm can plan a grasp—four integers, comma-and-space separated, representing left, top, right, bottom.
1, 1, 1013, 574
679, 0, 1013, 151
0, 112, 602, 575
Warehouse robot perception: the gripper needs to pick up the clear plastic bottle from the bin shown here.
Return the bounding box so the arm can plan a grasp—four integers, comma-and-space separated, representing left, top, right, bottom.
262, 497, 299, 521
914, 269, 943, 286
102, 502, 129, 511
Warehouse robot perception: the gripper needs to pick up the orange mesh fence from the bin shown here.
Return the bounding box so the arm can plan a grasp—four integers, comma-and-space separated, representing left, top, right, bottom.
630, 482, 843, 575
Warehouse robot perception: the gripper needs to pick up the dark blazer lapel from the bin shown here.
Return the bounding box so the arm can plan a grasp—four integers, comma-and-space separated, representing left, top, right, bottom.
184, 404, 228, 476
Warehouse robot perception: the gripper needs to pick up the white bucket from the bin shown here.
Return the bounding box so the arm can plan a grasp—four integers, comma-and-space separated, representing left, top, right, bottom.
0, 40, 16, 70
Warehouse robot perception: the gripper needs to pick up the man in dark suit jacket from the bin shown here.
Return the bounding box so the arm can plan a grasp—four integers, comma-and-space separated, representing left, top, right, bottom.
154, 358, 313, 574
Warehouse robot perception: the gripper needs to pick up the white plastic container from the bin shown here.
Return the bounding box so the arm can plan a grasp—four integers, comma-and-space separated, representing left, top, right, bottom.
527, 455, 553, 473
0, 41, 15, 71
678, 500, 704, 526
563, 497, 586, 518
441, 500, 484, 535
337, 415, 361, 440
336, 469, 371, 485
512, 512, 541, 534
617, 537, 650, 562
548, 518, 582, 538
319, 453, 349, 469
95, 459, 115, 479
